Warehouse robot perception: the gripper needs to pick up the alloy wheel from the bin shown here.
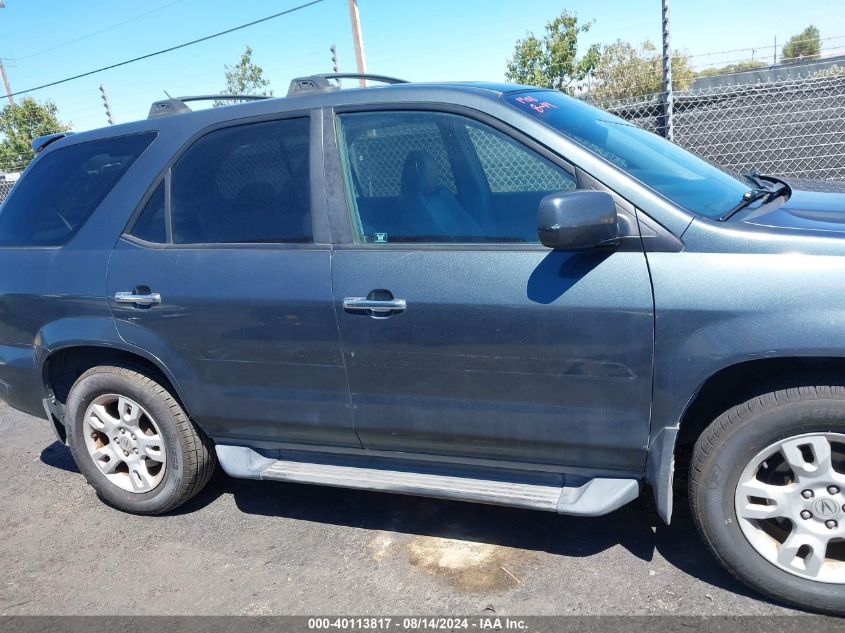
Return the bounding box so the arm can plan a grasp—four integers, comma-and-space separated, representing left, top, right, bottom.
735, 432, 845, 584
82, 393, 167, 493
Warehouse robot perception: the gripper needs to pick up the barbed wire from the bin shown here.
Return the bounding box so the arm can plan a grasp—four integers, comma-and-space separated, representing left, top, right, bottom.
690, 46, 845, 71
499, 44, 845, 80
2, 16, 845, 184
685, 33, 845, 60
2, 72, 843, 188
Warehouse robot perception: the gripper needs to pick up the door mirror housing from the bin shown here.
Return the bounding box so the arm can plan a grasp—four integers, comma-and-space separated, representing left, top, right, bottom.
537, 190, 619, 250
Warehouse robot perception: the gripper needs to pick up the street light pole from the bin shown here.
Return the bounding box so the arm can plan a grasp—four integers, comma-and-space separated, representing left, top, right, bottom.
0, 1, 14, 106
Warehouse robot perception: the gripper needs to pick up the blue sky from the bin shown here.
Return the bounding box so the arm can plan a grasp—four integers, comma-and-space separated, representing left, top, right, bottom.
0, 0, 843, 133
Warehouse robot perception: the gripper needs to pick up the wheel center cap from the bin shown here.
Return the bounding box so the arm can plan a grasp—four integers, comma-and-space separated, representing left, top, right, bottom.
118, 435, 133, 452
813, 497, 840, 519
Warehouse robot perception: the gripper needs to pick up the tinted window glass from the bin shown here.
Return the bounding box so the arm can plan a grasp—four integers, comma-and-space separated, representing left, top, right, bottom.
337, 112, 576, 244
130, 181, 166, 243
0, 132, 156, 246
507, 91, 748, 218
466, 125, 575, 193
344, 117, 456, 198
170, 118, 311, 244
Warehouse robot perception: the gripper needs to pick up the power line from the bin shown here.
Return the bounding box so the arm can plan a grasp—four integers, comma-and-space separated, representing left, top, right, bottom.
8, 0, 328, 98
12, 0, 191, 61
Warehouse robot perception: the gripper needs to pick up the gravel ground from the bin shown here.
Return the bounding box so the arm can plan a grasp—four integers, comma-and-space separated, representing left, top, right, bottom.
0, 400, 800, 616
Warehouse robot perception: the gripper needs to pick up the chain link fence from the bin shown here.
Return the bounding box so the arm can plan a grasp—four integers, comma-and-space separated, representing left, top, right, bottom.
600, 72, 845, 183
1, 72, 844, 207
0, 180, 13, 204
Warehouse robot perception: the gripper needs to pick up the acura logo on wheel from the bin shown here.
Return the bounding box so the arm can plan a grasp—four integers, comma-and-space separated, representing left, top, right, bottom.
813, 497, 839, 518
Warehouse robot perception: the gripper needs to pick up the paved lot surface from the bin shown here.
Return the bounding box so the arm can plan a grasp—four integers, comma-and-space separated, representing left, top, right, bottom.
0, 401, 800, 616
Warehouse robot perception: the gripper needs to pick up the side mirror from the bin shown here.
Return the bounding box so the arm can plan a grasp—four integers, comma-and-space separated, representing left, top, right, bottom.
537, 190, 619, 250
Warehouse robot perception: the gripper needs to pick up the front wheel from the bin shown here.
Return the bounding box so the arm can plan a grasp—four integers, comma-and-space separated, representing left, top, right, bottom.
65, 364, 216, 514
690, 386, 845, 614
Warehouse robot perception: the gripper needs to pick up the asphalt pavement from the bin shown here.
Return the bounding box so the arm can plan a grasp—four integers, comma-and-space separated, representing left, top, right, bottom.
0, 400, 800, 616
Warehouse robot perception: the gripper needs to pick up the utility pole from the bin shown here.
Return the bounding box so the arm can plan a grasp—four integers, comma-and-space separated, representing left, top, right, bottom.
774, 36, 778, 65
0, 1, 13, 106
99, 83, 114, 125
347, 0, 367, 87
660, 0, 673, 141
0, 60, 12, 106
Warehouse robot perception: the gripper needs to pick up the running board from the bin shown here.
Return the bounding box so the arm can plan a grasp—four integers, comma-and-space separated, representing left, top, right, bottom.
216, 445, 639, 516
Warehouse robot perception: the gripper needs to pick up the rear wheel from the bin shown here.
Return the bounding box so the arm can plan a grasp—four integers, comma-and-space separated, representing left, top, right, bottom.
690, 386, 845, 614
65, 364, 215, 514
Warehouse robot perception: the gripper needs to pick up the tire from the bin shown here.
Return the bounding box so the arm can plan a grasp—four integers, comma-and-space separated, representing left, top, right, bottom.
690, 386, 845, 614
65, 364, 216, 514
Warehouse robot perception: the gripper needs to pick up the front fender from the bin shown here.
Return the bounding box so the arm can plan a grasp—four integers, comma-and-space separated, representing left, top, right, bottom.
646, 248, 845, 523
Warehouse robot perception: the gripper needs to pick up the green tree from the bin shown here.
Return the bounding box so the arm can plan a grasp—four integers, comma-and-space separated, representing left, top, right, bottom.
506, 10, 600, 93
589, 40, 694, 103
214, 45, 273, 106
782, 25, 821, 63
0, 97, 70, 172
696, 60, 767, 78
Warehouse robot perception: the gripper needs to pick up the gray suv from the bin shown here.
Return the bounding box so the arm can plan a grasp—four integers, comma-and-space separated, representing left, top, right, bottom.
2, 74, 845, 614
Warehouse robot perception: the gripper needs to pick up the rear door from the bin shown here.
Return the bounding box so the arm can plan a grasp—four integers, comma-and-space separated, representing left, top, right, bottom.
328, 108, 654, 471
107, 113, 357, 448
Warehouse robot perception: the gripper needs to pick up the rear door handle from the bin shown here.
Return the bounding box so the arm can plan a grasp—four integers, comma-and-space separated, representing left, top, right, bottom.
343, 297, 407, 313
115, 291, 161, 306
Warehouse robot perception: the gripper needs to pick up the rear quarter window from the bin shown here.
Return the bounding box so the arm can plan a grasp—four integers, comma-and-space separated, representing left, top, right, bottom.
0, 132, 156, 246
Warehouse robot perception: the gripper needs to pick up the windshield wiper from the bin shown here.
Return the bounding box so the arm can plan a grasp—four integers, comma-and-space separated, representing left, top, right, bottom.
743, 170, 770, 190
755, 173, 792, 201
719, 189, 771, 221
719, 172, 792, 221
743, 170, 792, 199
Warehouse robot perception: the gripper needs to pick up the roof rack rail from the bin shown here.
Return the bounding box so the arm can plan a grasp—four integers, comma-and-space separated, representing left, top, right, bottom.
147, 94, 272, 119
287, 73, 409, 97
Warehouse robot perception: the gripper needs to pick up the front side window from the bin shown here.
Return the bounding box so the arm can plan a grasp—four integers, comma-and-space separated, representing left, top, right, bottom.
0, 132, 156, 246
337, 111, 576, 244
466, 124, 574, 194
142, 117, 312, 245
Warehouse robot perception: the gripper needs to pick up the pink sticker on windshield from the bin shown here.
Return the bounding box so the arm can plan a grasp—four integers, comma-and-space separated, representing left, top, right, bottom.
511, 94, 559, 114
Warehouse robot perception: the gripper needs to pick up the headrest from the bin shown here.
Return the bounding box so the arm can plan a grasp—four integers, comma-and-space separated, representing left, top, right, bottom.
401, 150, 441, 196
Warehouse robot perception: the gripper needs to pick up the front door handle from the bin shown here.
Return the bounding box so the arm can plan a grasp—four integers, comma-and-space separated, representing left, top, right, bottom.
343, 297, 406, 314
115, 291, 161, 306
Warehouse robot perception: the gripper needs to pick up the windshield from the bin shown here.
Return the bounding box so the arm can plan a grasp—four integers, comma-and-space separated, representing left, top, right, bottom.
506, 90, 749, 218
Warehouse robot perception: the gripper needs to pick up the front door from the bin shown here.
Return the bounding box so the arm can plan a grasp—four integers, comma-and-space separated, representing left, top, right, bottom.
330, 109, 653, 471
108, 115, 357, 448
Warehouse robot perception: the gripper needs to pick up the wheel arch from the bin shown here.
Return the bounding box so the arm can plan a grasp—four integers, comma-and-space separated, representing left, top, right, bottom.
677, 357, 845, 447
648, 356, 845, 524
41, 343, 197, 431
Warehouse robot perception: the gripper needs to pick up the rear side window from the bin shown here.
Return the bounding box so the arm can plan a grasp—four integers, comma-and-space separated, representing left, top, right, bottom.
131, 182, 166, 243
0, 132, 156, 246
164, 118, 312, 244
